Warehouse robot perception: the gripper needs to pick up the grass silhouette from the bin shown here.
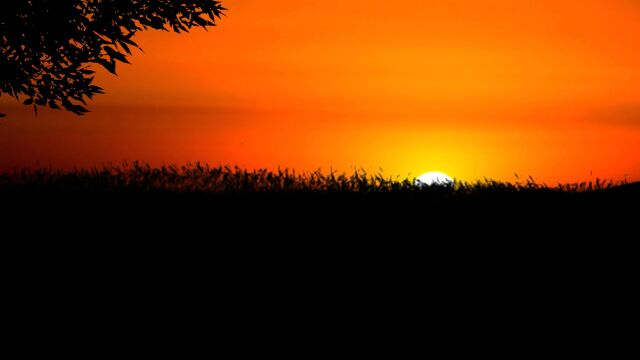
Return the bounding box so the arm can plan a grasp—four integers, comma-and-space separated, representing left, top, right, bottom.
0, 162, 630, 194
2, 162, 637, 236
1, 162, 637, 265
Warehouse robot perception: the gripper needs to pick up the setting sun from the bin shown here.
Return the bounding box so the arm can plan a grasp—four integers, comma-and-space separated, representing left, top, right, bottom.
416, 172, 454, 186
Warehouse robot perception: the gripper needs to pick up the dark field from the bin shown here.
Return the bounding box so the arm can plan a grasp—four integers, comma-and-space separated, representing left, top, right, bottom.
2, 163, 638, 235
2, 163, 636, 304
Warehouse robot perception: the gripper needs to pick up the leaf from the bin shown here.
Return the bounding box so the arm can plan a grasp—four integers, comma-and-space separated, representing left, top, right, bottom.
100, 59, 117, 74
23, 98, 34, 105
105, 46, 130, 64
118, 40, 132, 55
86, 85, 105, 99
111, 51, 130, 64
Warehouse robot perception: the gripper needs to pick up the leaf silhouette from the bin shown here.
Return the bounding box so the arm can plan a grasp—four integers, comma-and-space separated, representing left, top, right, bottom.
0, 0, 226, 117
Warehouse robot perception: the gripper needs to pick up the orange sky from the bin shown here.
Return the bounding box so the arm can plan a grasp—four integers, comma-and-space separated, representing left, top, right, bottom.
1, 0, 639, 183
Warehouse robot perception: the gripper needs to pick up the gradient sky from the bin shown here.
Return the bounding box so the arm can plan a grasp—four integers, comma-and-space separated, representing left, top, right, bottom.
1, 0, 639, 183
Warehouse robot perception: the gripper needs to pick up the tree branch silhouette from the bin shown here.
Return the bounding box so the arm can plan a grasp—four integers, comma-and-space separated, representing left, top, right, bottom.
0, 0, 225, 117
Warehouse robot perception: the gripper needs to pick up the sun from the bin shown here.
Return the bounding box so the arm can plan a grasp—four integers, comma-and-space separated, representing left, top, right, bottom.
415, 171, 454, 186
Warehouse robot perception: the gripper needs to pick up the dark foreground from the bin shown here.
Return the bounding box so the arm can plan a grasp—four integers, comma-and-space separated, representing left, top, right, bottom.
2, 167, 636, 345
1, 165, 638, 238
3, 174, 638, 291
2, 168, 637, 297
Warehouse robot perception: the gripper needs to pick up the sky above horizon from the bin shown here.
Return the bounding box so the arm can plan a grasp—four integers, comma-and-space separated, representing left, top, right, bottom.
1, 0, 639, 183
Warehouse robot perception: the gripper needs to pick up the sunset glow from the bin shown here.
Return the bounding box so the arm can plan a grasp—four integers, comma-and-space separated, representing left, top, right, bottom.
1, 0, 639, 183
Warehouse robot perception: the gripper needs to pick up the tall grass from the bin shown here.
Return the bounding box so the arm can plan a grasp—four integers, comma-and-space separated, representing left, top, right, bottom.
0, 162, 625, 194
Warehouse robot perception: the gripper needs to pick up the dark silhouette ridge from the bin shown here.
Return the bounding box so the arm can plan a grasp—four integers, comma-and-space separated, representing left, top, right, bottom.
0, 0, 225, 117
